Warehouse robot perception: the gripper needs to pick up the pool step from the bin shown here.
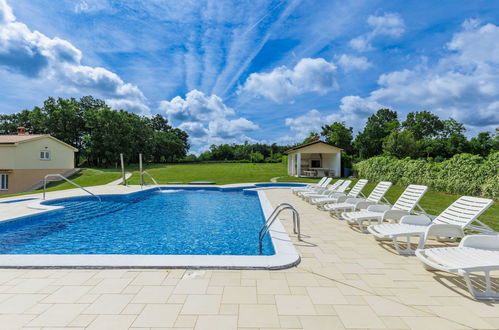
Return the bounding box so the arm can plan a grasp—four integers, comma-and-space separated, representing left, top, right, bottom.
59, 201, 129, 223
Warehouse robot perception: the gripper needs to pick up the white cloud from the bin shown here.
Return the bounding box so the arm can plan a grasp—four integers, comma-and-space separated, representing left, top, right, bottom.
336, 54, 372, 71
341, 20, 499, 130
0, 0, 149, 114
159, 89, 234, 122
160, 90, 259, 152
73, 0, 112, 14
239, 58, 338, 103
208, 118, 259, 138
350, 12, 405, 51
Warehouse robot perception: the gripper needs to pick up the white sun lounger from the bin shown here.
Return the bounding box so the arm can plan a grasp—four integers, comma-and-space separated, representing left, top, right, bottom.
341, 184, 428, 232
305, 180, 352, 203
367, 196, 494, 254
298, 179, 341, 198
312, 179, 368, 207
296, 177, 332, 197
416, 234, 499, 300
325, 181, 392, 214
292, 177, 327, 195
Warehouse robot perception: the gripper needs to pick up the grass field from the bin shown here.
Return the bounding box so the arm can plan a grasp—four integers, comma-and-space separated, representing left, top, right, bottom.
127, 162, 288, 185
1, 162, 496, 231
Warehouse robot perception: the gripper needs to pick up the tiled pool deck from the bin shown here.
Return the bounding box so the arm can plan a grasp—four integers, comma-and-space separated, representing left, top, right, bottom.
0, 186, 498, 329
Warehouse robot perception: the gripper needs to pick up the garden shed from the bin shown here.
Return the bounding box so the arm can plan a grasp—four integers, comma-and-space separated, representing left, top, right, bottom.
285, 140, 342, 177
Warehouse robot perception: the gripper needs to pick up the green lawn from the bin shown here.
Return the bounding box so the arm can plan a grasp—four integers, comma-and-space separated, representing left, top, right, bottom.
127, 162, 288, 185
0, 168, 122, 198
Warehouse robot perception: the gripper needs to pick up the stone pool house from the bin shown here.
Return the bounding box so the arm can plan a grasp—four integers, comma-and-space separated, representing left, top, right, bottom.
286, 139, 342, 177
0, 127, 78, 196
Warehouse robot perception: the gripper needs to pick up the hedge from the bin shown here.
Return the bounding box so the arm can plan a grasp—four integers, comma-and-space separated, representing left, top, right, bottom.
353, 152, 499, 199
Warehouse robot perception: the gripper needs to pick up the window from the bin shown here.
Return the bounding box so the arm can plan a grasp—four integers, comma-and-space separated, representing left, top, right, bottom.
311, 160, 321, 168
40, 151, 50, 160
0, 174, 8, 190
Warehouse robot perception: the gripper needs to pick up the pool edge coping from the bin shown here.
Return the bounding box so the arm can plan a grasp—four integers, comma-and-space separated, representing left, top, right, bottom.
0, 186, 301, 270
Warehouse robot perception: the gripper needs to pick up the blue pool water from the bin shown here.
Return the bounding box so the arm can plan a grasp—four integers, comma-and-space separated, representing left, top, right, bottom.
0, 189, 278, 255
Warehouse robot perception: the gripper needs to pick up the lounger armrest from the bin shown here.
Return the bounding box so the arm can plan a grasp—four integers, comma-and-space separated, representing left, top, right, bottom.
335, 195, 348, 203
366, 204, 392, 212
425, 224, 465, 240
460, 234, 499, 249
355, 201, 377, 210
399, 215, 432, 226
382, 210, 409, 222
345, 197, 365, 204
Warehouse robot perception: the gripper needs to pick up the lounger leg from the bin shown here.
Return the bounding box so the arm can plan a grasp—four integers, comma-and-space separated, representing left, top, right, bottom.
462, 270, 499, 300
392, 235, 416, 255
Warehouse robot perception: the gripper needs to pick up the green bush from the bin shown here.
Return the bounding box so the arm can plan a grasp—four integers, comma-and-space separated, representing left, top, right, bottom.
354, 152, 499, 198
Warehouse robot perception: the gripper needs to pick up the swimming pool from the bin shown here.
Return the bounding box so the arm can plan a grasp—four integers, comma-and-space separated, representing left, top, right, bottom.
0, 184, 303, 269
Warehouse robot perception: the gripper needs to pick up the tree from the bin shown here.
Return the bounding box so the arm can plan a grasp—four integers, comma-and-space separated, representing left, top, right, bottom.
469, 132, 494, 157
320, 122, 353, 154
383, 130, 419, 158
402, 111, 444, 140
303, 132, 320, 144
149, 114, 172, 132
250, 151, 264, 163
354, 109, 399, 159
441, 118, 465, 137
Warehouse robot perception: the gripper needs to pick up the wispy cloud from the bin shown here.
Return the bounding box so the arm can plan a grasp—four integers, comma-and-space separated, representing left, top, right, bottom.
350, 12, 405, 51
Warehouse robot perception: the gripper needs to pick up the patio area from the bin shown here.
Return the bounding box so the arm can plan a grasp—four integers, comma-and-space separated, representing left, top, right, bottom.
0, 188, 498, 329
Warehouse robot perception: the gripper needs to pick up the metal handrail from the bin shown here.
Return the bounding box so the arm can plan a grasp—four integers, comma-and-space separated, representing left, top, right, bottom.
141, 171, 158, 185
43, 174, 101, 202
258, 203, 301, 254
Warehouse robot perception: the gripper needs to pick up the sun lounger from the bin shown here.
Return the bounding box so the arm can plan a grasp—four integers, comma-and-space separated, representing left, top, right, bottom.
416, 234, 499, 300
324, 181, 392, 214
292, 177, 327, 195
368, 196, 494, 254
302, 180, 348, 201
312, 179, 368, 207
296, 177, 332, 197
298, 179, 341, 198
341, 184, 428, 232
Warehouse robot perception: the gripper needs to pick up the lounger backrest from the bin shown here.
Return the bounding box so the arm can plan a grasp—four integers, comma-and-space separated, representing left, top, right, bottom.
321, 177, 333, 187
326, 179, 343, 191
434, 196, 493, 228
334, 180, 352, 193
347, 179, 368, 197
366, 181, 392, 203
316, 177, 327, 187
392, 185, 428, 212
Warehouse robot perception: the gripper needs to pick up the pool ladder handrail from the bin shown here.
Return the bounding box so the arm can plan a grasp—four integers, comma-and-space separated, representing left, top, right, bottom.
141, 171, 159, 186
259, 203, 301, 254
43, 174, 101, 202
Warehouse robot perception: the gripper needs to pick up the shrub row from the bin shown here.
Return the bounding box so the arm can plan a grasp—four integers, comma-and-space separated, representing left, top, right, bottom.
353, 152, 499, 199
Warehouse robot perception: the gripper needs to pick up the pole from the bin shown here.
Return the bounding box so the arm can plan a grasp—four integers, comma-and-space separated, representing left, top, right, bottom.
120, 153, 126, 186
139, 153, 143, 186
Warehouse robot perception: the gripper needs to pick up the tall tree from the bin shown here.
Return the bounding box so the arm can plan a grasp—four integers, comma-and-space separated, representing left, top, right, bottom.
320, 122, 353, 154
383, 130, 419, 158
354, 109, 399, 159
402, 111, 444, 140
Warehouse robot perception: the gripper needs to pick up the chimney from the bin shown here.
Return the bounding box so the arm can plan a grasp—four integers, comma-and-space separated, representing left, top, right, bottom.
17, 127, 26, 135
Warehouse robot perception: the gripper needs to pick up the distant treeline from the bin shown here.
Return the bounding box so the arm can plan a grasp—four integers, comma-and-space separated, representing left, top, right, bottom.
304, 109, 498, 167
189, 143, 291, 163
0, 96, 189, 166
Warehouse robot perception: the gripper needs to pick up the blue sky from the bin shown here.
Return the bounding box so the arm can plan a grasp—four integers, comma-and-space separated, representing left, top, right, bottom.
1, 0, 499, 153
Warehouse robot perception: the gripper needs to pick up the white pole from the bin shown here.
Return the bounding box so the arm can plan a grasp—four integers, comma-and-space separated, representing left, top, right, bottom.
139, 153, 143, 186
120, 153, 126, 186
